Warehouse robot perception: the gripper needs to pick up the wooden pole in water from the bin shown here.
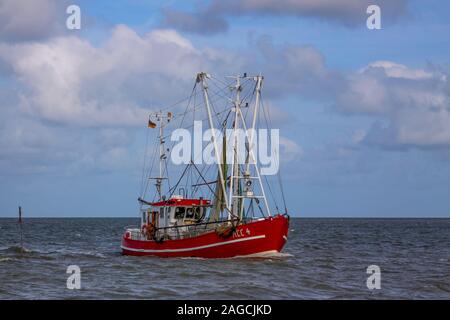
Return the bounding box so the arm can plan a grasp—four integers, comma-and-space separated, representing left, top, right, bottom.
18, 206, 23, 250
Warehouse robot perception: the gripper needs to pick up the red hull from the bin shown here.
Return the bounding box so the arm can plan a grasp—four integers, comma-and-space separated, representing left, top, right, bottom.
121, 214, 289, 258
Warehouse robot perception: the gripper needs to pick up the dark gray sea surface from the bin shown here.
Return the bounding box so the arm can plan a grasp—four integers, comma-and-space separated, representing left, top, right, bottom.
0, 218, 449, 299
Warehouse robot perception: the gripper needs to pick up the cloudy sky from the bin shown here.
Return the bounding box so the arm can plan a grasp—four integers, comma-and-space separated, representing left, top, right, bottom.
0, 0, 449, 217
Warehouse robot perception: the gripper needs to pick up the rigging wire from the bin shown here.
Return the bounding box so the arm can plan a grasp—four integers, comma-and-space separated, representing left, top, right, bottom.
260, 92, 288, 214
142, 133, 159, 199
139, 74, 287, 219
190, 161, 237, 218
140, 126, 150, 197
142, 76, 228, 201
167, 163, 191, 199
162, 81, 198, 200
157, 80, 237, 142
167, 77, 235, 123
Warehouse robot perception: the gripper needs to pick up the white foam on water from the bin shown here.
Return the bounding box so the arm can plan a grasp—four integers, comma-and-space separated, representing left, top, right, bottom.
55, 248, 107, 258
233, 250, 294, 259
0, 257, 15, 262
170, 251, 294, 260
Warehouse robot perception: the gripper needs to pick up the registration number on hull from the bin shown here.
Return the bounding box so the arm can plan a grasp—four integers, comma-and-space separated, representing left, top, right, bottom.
232, 227, 251, 238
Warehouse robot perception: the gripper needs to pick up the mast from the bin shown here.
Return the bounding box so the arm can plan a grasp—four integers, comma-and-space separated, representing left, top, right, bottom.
228, 74, 272, 219
228, 75, 242, 220
209, 135, 227, 222
246, 75, 263, 173
243, 75, 271, 217
197, 72, 230, 216
149, 111, 172, 200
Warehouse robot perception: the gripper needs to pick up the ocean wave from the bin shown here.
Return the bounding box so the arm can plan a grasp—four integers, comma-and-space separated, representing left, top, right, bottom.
55, 249, 108, 259
0, 245, 107, 260
75, 251, 108, 259
176, 251, 294, 261
0, 245, 32, 254
227, 251, 294, 260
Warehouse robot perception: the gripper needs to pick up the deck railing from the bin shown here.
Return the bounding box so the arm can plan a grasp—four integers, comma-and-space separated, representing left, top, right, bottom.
125, 217, 255, 241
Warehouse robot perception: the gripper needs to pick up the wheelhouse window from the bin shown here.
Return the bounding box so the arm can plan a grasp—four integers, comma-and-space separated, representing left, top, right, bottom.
171, 206, 204, 221
174, 207, 185, 219
185, 208, 194, 219
194, 207, 201, 220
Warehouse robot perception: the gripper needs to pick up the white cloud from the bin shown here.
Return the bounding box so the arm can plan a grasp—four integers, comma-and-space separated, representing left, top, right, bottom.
337, 61, 450, 149
0, 25, 247, 175
254, 36, 343, 99
0, 25, 239, 127
279, 136, 303, 162
1, 23, 448, 180
360, 61, 433, 80
0, 0, 67, 42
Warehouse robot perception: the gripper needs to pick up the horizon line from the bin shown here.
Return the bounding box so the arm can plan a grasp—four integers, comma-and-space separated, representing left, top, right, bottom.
0, 216, 449, 219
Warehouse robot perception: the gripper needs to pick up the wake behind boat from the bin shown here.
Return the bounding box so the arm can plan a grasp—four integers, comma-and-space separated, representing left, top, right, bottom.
121, 73, 290, 258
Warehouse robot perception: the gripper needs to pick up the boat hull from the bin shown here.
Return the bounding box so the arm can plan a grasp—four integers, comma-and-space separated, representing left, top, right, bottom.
121, 214, 289, 258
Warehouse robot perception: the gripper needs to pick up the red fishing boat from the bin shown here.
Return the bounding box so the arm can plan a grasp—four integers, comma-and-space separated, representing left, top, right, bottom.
121, 73, 290, 258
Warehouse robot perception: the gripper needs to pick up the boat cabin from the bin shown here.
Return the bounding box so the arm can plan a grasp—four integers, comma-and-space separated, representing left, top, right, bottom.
141, 196, 211, 230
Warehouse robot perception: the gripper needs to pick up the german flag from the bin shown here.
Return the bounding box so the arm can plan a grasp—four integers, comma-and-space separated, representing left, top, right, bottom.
148, 119, 156, 128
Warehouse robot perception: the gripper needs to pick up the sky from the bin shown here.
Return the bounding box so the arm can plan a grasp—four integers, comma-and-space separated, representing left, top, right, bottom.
0, 0, 449, 217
